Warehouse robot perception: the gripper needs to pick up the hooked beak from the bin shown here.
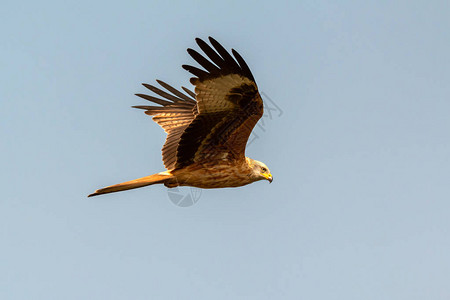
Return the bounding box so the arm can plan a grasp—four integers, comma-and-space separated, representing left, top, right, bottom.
265, 173, 273, 183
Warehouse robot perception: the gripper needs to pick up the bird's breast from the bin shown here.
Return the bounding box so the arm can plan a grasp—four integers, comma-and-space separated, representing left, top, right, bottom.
170, 160, 255, 188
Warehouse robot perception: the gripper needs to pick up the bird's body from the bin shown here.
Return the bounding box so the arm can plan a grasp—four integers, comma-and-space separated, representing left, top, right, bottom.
167, 157, 268, 189
89, 37, 272, 197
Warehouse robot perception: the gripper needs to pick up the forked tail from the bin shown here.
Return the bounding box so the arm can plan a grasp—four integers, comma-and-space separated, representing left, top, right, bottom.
88, 172, 173, 197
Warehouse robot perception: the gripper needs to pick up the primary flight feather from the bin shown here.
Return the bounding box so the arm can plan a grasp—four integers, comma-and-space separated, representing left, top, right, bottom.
88, 37, 272, 197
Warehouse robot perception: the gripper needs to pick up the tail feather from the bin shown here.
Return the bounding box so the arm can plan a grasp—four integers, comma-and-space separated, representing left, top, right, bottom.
88, 172, 172, 197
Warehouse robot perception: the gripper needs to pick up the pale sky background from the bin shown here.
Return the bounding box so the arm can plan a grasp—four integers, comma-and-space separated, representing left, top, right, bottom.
1, 1, 450, 299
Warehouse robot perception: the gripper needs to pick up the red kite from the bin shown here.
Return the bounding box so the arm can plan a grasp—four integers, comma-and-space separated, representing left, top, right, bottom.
89, 37, 272, 197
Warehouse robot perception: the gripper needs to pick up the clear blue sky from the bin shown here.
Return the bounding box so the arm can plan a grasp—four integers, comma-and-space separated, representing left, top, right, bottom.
1, 1, 449, 299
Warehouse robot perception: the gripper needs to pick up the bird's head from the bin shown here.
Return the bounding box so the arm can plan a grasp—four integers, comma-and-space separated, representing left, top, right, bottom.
247, 158, 273, 183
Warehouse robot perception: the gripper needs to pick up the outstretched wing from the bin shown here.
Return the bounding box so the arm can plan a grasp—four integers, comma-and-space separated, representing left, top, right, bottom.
176, 37, 263, 168
133, 80, 197, 170
134, 37, 263, 171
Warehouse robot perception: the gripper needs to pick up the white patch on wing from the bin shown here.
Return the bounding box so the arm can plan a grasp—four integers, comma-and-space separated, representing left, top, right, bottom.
194, 74, 254, 114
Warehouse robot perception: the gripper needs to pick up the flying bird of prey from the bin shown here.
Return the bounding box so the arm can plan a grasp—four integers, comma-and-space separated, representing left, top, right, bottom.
88, 37, 272, 197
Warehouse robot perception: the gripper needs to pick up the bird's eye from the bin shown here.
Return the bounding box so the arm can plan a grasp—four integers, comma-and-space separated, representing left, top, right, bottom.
262, 167, 267, 172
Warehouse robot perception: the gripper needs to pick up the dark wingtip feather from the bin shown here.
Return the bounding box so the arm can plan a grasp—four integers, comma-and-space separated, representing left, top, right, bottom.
182, 86, 196, 98
182, 64, 210, 78
189, 77, 199, 85
187, 48, 220, 73
156, 80, 196, 103
231, 48, 255, 81
135, 93, 173, 106
208, 36, 218, 44
185, 36, 252, 82
132, 105, 151, 110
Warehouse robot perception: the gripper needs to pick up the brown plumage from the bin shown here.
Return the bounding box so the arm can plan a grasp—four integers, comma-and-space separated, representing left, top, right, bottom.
88, 37, 272, 197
